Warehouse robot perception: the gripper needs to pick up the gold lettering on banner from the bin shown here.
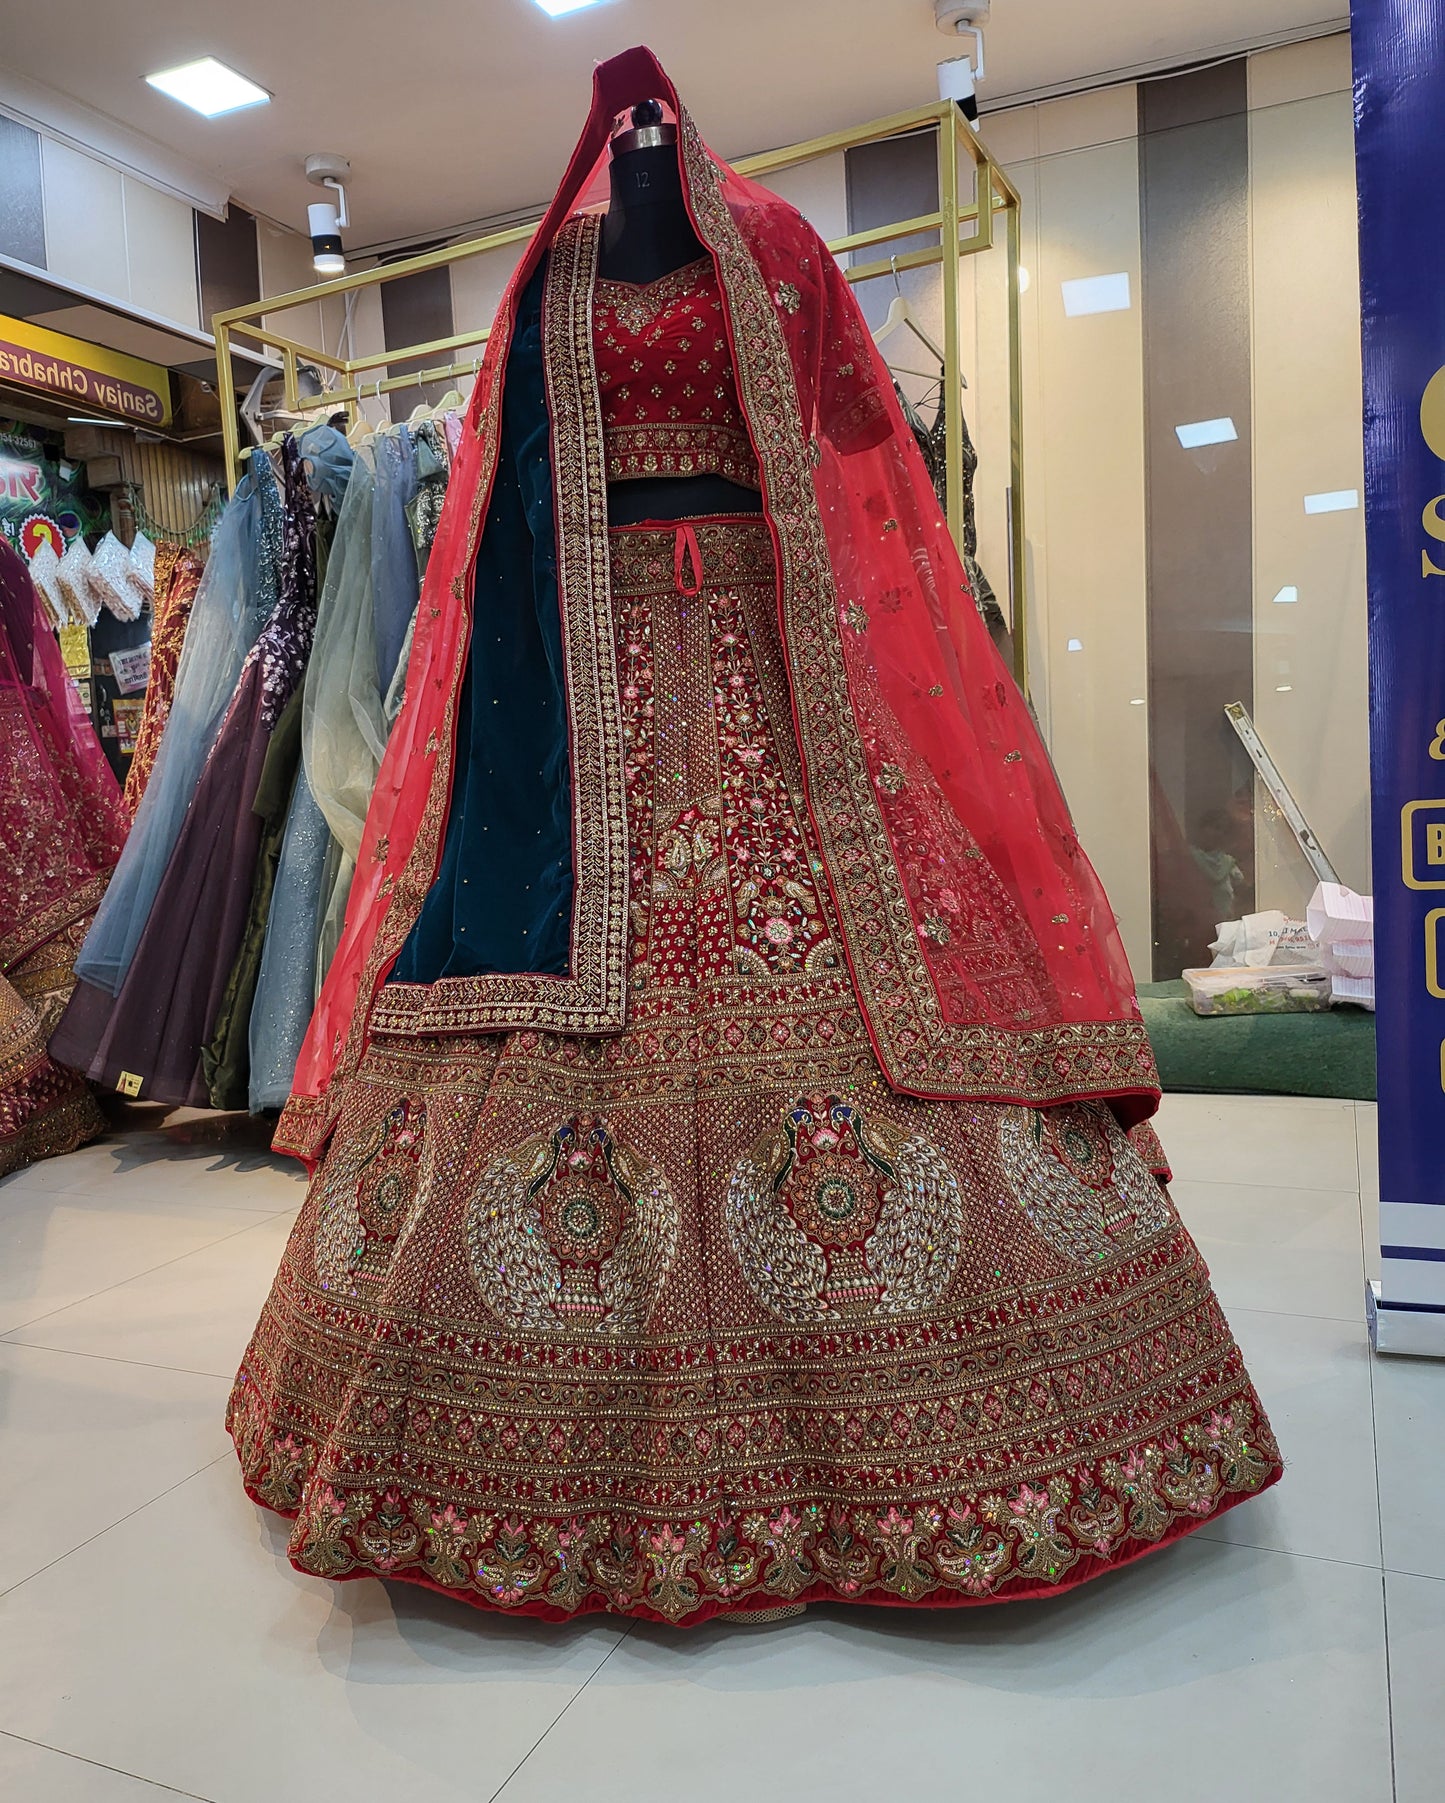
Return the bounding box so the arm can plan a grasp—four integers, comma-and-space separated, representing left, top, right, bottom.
1420, 364, 1445, 459
1426, 908, 1445, 999
1421, 367, 1445, 574
1422, 496, 1445, 578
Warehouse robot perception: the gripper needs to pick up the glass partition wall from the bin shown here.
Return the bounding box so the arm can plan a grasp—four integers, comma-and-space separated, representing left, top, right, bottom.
841, 33, 1365, 984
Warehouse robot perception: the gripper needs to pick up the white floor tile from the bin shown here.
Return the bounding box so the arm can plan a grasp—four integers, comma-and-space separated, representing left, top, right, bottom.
0, 1461, 627, 1803
0, 1733, 209, 1801
0, 1190, 281, 1337
1372, 1353, 1445, 1582
1356, 1103, 1381, 1283
0, 1343, 229, 1594
0, 1116, 304, 1214
1172, 1176, 1365, 1322
69, 1136, 302, 1210
0, 1095, 1413, 1803
1385, 1570, 1445, 1803
5, 1214, 295, 1379
1193, 1308, 1380, 1567
1154, 1093, 1360, 1193
0, 1143, 127, 1199
492, 1540, 1390, 1803
1355, 1102, 1379, 1199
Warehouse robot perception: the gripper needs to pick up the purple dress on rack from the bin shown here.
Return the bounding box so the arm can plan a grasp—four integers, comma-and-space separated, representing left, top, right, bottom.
51, 440, 318, 1106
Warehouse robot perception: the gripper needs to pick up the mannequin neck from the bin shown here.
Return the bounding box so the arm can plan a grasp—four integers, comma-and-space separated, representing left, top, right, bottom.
598, 145, 704, 285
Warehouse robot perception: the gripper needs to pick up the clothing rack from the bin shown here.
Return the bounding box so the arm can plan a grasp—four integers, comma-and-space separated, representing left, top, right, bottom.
210, 100, 1029, 693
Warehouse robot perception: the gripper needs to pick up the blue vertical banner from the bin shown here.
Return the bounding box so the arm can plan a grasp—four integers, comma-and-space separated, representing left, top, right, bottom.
1353, 0, 1445, 1353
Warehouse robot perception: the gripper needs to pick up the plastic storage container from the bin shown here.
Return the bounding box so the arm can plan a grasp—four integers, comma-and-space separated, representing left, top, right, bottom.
1182, 965, 1332, 1016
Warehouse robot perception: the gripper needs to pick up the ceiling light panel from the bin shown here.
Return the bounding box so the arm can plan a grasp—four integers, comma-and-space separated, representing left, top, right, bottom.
145, 58, 270, 118
532, 0, 604, 14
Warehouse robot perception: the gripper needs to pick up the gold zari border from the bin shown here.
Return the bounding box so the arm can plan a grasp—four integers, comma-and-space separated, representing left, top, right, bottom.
370, 217, 629, 1041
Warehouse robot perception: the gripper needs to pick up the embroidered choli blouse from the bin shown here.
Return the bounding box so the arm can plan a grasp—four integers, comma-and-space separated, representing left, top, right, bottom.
593, 256, 762, 490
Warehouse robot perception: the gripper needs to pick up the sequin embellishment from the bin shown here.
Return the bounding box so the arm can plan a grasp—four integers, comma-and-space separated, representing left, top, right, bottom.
727, 1095, 963, 1322
313, 1098, 427, 1291
468, 1115, 680, 1335
998, 1101, 1173, 1264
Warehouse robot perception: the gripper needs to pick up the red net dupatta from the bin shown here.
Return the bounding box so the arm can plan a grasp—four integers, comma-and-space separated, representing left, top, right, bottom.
279, 46, 1158, 1167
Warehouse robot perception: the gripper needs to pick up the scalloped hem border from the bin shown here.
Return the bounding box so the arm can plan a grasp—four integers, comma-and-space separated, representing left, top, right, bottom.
233, 1457, 1282, 1629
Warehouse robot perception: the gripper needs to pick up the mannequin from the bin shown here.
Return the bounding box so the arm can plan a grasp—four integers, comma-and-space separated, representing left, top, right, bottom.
600, 101, 765, 525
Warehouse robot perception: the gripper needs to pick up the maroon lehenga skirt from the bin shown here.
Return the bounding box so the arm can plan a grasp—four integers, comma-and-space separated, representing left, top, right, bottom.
228, 518, 1280, 1625
0, 914, 104, 1179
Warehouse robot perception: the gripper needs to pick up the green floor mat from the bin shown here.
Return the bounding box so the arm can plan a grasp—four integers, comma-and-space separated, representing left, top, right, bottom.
1136, 979, 1376, 1100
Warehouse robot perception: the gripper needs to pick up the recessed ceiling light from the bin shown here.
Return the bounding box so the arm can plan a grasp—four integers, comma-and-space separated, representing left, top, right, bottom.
1062, 272, 1131, 317
1129, 697, 1146, 706
145, 57, 270, 118
1276, 684, 1293, 692
1303, 489, 1359, 514
1066, 638, 1083, 651
532, 0, 604, 14
1272, 585, 1300, 605
1175, 417, 1238, 449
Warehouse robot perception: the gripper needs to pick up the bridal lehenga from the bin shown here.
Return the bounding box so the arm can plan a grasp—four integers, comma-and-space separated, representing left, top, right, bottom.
225, 47, 1281, 1625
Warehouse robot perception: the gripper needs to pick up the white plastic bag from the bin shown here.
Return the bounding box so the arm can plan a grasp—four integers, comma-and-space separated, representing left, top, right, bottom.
1208, 909, 1315, 969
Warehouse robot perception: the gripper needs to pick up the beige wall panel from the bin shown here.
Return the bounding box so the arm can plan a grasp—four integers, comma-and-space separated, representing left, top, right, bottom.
257, 216, 328, 364
1031, 137, 1151, 975
1249, 90, 1369, 910
41, 137, 127, 301
122, 177, 198, 329
758, 151, 848, 241
978, 106, 1038, 167
1036, 83, 1139, 157
346, 280, 392, 431
449, 241, 524, 338
1248, 33, 1353, 110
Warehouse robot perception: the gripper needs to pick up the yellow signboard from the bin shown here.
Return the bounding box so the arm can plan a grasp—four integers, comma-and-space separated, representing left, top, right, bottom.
0, 314, 172, 427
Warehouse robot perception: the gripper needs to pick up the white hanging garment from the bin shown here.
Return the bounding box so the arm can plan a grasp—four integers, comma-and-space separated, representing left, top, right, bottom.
56, 536, 99, 626
27, 539, 69, 628
129, 531, 157, 607
87, 531, 146, 621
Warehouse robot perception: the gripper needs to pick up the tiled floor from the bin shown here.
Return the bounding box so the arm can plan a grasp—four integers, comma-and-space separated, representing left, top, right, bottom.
0, 1095, 1437, 1802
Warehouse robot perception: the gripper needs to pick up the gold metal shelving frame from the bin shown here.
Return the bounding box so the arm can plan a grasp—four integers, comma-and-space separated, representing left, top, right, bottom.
211, 100, 1027, 691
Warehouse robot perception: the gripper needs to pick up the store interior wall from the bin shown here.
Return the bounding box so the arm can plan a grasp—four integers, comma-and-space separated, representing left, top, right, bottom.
969, 31, 1365, 980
